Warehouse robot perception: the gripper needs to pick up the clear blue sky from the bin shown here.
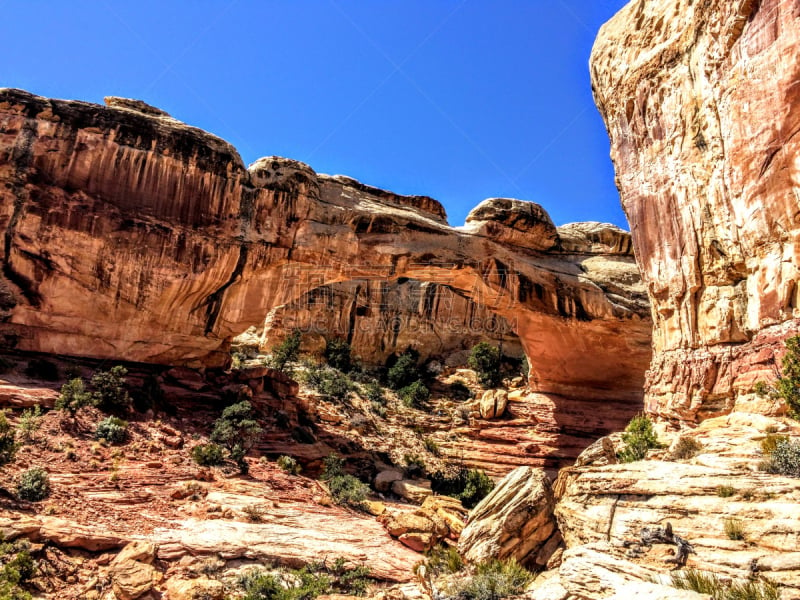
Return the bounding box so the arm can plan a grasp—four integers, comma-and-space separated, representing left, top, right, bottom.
1, 1, 629, 228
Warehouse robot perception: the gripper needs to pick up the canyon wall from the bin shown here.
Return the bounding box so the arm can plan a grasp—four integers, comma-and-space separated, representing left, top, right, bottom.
591, 0, 800, 422
0, 88, 651, 403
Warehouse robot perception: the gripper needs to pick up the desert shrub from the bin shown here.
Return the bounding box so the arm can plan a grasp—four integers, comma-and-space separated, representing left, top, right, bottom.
386, 350, 421, 390
24, 358, 58, 381
0, 412, 18, 466
399, 380, 430, 409
775, 335, 800, 418
724, 518, 745, 541
191, 442, 225, 466
303, 364, 354, 403
404, 454, 427, 478
468, 342, 502, 388
277, 455, 301, 475
17, 406, 42, 444
717, 484, 736, 498
445, 558, 532, 600
425, 544, 464, 576
267, 330, 302, 374
321, 454, 368, 510
16, 467, 50, 502
0, 536, 36, 600
617, 413, 662, 463
211, 400, 263, 472
432, 468, 495, 509
761, 433, 788, 456
671, 569, 779, 600
448, 379, 472, 401
370, 402, 387, 418
325, 338, 352, 373
55, 378, 92, 416
91, 366, 131, 410
671, 436, 702, 460
239, 558, 373, 600
363, 380, 385, 404
95, 416, 128, 444
424, 437, 441, 456
761, 437, 800, 477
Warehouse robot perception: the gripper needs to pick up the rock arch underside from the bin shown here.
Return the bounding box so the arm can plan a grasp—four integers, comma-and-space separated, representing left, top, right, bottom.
0, 88, 651, 413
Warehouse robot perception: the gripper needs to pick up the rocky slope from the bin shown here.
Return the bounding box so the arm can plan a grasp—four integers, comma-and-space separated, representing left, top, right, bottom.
591, 0, 800, 423
0, 88, 650, 407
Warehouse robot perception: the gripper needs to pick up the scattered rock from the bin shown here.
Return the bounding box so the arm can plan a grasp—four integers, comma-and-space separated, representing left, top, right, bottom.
391, 480, 432, 504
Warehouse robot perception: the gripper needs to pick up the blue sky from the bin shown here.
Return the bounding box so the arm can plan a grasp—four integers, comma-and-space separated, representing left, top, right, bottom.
1, 1, 629, 228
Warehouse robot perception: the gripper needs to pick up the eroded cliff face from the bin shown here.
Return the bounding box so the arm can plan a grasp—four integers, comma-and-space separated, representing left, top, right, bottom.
591, 0, 800, 422
260, 279, 524, 366
0, 88, 650, 403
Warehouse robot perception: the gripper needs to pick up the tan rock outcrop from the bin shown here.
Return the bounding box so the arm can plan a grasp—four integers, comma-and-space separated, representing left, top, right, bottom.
591, 0, 800, 422
0, 88, 650, 410
478, 389, 508, 420
110, 541, 158, 600
259, 279, 524, 367
458, 466, 558, 568
382, 496, 467, 552
164, 577, 225, 600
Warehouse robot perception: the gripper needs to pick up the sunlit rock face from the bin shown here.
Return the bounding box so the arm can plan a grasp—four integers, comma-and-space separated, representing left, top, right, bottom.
591, 0, 800, 423
0, 88, 650, 405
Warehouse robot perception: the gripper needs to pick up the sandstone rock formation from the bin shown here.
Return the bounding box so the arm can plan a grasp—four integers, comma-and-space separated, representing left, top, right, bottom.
458, 466, 559, 569
258, 279, 524, 367
0, 88, 650, 407
591, 0, 800, 423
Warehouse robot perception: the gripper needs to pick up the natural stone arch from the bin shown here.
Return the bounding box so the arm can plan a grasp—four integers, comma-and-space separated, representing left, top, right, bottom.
0, 88, 651, 404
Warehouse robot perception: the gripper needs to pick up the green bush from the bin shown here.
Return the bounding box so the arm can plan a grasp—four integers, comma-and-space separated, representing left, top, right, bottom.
363, 380, 385, 404
191, 443, 225, 466
468, 342, 502, 388
761, 437, 800, 477
717, 484, 736, 498
425, 544, 464, 576
277, 455, 301, 475
321, 454, 368, 510
670, 436, 702, 460
210, 400, 263, 472
24, 358, 58, 381
238, 558, 373, 600
775, 335, 800, 418
386, 350, 421, 390
325, 338, 352, 373
55, 378, 92, 416
16, 467, 50, 501
267, 330, 302, 374
0, 412, 18, 467
303, 364, 354, 403
431, 468, 495, 509
17, 406, 42, 444
445, 559, 532, 600
0, 537, 36, 600
617, 413, 662, 463
724, 518, 745, 541
399, 380, 429, 409
671, 568, 779, 600
91, 366, 131, 410
95, 416, 128, 444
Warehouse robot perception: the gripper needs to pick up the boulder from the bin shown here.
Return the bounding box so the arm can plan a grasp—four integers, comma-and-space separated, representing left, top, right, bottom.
110, 541, 157, 600
478, 389, 508, 420
391, 479, 432, 504
374, 469, 404, 493
164, 577, 225, 600
458, 466, 557, 568
464, 198, 559, 251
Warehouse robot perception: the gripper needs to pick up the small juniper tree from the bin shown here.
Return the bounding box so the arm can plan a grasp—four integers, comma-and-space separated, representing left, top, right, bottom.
91, 366, 131, 411
267, 330, 302, 374
386, 350, 421, 390
325, 338, 353, 373
210, 401, 263, 472
0, 411, 19, 466
617, 413, 662, 463
775, 335, 800, 419
468, 342, 502, 388
55, 378, 92, 416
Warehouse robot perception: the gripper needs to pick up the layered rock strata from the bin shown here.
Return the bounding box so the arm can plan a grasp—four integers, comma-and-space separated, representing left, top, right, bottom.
591, 0, 800, 422
0, 88, 650, 403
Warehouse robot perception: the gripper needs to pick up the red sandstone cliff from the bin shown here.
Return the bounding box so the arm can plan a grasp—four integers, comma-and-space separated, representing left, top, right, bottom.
591, 0, 800, 423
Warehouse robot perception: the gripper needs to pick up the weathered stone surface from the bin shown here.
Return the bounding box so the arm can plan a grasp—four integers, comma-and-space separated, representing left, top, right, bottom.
555, 415, 800, 590
0, 88, 650, 409
479, 389, 508, 420
164, 577, 225, 600
110, 541, 157, 600
463, 198, 558, 251
259, 279, 524, 367
391, 480, 432, 504
591, 0, 800, 422
458, 466, 557, 568
557, 222, 633, 255
374, 469, 404, 493
573, 435, 619, 468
